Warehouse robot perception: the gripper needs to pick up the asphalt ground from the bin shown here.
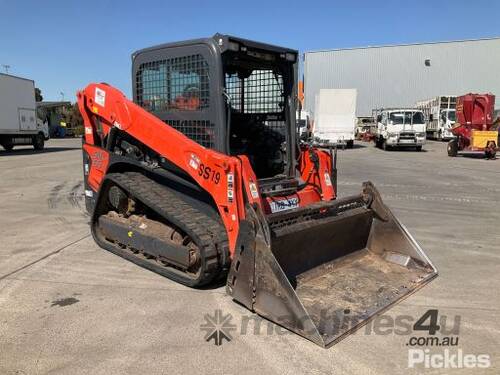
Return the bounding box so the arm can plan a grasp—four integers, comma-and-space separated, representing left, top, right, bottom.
0, 138, 498, 374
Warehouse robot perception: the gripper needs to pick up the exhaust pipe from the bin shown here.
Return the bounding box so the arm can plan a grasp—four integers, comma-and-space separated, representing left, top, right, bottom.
227, 182, 437, 347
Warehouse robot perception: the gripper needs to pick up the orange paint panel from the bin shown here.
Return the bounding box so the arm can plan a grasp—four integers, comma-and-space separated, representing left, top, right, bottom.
83, 143, 109, 192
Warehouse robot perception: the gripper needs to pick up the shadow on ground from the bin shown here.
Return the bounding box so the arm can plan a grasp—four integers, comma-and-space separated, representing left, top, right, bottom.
457, 152, 497, 160
335, 143, 367, 150
374, 147, 428, 153
0, 147, 80, 156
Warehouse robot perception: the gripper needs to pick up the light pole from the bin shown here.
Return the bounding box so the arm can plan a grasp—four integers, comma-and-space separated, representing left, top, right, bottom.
1, 64, 10, 74
60, 92, 65, 101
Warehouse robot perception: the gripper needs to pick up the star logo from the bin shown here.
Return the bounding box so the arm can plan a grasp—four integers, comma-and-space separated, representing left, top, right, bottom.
200, 309, 237, 346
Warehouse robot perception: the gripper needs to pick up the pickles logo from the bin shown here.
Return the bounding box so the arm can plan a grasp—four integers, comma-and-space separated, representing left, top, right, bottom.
200, 309, 237, 346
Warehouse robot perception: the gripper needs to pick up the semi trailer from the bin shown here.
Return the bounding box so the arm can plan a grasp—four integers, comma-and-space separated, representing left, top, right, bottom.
416, 96, 456, 140
0, 73, 48, 151
78, 34, 437, 347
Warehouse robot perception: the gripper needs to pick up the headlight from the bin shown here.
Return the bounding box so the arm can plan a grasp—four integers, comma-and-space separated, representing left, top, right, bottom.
387, 132, 398, 137
416, 132, 426, 137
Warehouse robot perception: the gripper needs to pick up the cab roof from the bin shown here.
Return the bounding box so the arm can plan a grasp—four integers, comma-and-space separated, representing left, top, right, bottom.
132, 33, 298, 59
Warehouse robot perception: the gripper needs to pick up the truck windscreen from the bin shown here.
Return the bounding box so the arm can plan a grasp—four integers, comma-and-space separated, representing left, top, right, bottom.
390, 112, 424, 125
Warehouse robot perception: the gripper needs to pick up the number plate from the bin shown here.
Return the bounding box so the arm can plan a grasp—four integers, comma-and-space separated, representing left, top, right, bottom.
269, 197, 299, 213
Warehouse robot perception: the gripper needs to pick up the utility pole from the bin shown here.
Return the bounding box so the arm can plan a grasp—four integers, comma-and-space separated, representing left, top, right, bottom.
1, 64, 10, 74
60, 92, 65, 101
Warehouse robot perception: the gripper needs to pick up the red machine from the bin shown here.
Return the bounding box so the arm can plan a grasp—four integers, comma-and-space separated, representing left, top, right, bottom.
448, 93, 498, 158
78, 35, 437, 347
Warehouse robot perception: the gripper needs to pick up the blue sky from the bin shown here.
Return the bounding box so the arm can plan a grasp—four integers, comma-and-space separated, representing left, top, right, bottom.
1, 0, 499, 101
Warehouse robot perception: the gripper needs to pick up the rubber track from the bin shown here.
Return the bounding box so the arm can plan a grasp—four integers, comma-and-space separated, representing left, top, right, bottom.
100, 172, 229, 287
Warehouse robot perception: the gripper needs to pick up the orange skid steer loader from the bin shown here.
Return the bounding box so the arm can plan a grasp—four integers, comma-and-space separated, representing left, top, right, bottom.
78, 34, 437, 347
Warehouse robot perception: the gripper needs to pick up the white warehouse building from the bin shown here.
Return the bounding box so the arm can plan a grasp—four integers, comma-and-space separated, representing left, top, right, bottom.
303, 37, 500, 117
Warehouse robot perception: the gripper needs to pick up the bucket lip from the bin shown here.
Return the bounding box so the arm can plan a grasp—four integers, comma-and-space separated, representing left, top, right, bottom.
321, 270, 438, 348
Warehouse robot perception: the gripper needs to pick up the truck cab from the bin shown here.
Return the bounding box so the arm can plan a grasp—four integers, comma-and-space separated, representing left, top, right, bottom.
36, 118, 50, 140
375, 109, 426, 151
438, 108, 456, 140
296, 109, 311, 140
416, 95, 456, 141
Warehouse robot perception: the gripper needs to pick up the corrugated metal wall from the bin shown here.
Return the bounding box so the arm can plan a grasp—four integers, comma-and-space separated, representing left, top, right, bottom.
304, 38, 500, 117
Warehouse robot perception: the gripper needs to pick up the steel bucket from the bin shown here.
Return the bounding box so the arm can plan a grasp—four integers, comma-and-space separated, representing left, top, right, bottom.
227, 182, 437, 347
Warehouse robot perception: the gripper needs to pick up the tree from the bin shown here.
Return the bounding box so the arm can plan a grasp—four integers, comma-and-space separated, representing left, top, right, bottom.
35, 87, 43, 102
67, 103, 84, 136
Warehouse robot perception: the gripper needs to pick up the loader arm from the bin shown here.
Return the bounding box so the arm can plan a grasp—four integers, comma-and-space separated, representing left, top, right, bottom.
77, 83, 250, 253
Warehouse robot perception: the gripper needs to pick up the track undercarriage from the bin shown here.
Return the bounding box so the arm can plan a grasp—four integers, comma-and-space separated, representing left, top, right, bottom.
92, 172, 229, 287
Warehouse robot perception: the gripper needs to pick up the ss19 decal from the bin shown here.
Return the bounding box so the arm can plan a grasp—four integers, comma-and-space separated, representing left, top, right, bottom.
198, 163, 221, 184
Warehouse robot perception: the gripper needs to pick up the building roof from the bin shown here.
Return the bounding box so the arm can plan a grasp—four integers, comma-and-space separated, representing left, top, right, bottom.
0, 72, 34, 83
36, 101, 71, 108
305, 36, 500, 54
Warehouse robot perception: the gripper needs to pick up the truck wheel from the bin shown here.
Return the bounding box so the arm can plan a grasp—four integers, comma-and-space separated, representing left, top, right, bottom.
437, 130, 442, 141
346, 140, 354, 149
416, 146, 422, 152
382, 140, 390, 151
447, 139, 458, 157
33, 133, 45, 150
485, 141, 496, 159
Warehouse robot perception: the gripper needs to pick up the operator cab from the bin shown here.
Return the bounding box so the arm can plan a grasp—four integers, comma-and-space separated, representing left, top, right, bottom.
132, 34, 298, 181
441, 109, 456, 124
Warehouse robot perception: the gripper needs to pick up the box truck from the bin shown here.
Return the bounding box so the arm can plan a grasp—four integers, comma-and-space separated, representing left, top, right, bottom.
0, 73, 48, 151
416, 96, 456, 140
312, 89, 357, 148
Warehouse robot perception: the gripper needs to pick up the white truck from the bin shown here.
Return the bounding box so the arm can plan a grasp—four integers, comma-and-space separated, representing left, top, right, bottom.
0, 73, 48, 151
374, 108, 426, 151
416, 96, 456, 140
312, 89, 357, 148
